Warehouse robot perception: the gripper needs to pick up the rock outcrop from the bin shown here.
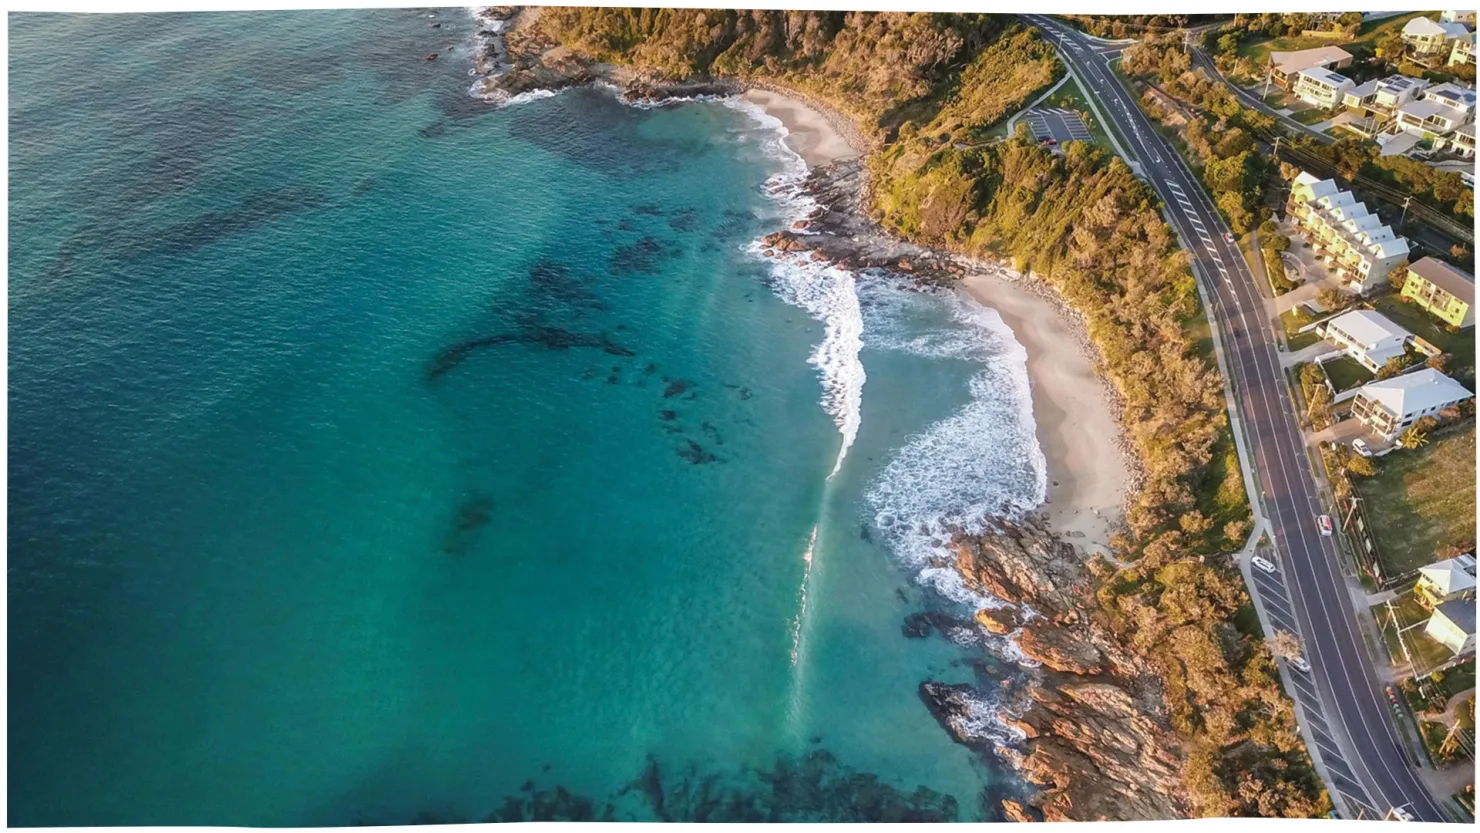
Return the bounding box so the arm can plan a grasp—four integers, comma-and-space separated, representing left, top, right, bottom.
952, 520, 1188, 822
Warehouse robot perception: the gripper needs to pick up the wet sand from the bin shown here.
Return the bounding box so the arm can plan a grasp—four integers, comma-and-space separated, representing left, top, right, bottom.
741, 87, 861, 167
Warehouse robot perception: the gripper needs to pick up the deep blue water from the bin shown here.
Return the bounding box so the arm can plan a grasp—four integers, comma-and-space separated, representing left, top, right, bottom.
9, 9, 1045, 825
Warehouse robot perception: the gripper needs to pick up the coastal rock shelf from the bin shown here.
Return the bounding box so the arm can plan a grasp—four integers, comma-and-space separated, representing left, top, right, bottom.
952, 521, 1188, 821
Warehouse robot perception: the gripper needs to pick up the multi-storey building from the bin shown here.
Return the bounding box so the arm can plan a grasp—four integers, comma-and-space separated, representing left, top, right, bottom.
1269, 45, 1353, 90
1294, 66, 1355, 108
1285, 171, 1411, 294
1342, 75, 1429, 118
1394, 82, 1477, 141
1350, 368, 1474, 441
1402, 256, 1476, 328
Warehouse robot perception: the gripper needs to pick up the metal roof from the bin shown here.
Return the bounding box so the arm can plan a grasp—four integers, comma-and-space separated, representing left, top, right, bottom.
1408, 256, 1475, 305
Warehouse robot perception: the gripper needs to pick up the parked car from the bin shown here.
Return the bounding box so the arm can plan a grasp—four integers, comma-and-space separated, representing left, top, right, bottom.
1390, 807, 1414, 822
1352, 438, 1372, 457
1251, 555, 1277, 574
1224, 232, 1235, 244
1290, 656, 1312, 673
1317, 515, 1333, 536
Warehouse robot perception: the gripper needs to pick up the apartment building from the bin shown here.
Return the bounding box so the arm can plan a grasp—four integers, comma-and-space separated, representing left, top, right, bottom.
1402, 256, 1476, 328
1350, 368, 1474, 441
1285, 171, 1411, 294
1294, 66, 1355, 108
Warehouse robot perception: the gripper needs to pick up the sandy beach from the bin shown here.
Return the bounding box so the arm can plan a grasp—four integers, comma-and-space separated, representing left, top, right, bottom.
961, 271, 1130, 558
741, 87, 861, 167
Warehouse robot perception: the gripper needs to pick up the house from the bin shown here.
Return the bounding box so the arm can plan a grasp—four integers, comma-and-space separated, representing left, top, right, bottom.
1350, 368, 1475, 441
1403, 16, 1473, 65
1441, 10, 1477, 25
1285, 172, 1411, 294
1395, 84, 1477, 140
1416, 554, 1477, 609
1344, 76, 1430, 123
1318, 309, 1414, 371
1402, 256, 1476, 328
1451, 33, 1476, 66
1269, 45, 1354, 89
1294, 66, 1355, 108
1424, 599, 1477, 657
1440, 122, 1477, 158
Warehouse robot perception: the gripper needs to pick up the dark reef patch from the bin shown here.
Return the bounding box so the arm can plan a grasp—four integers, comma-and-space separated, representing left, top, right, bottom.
608, 236, 674, 275
429, 325, 634, 381
441, 494, 495, 556
661, 378, 692, 399
124, 186, 331, 259
353, 749, 962, 823
667, 208, 699, 232
677, 440, 719, 465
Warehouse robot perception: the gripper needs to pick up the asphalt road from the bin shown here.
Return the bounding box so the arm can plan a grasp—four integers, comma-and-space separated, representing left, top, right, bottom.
1022, 14, 1449, 822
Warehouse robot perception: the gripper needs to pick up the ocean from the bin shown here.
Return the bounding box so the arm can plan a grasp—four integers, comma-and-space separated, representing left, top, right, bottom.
8, 9, 1047, 825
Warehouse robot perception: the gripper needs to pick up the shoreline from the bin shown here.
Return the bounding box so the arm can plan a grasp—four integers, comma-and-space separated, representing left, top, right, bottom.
738, 86, 1130, 557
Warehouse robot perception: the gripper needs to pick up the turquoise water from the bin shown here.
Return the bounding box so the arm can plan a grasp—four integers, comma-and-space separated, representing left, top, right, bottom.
9, 9, 1043, 825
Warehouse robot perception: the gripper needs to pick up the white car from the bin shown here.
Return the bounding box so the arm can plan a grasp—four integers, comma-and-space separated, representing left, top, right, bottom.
1317, 515, 1333, 536
1390, 807, 1415, 822
1289, 656, 1312, 673
1251, 555, 1277, 574
1352, 438, 1372, 457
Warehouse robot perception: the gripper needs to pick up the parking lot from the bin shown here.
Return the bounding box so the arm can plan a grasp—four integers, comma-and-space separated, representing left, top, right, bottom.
1023, 107, 1094, 146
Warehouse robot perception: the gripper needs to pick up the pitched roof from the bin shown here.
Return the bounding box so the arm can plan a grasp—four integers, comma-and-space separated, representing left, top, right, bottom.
1299, 66, 1353, 87
1358, 368, 1474, 417
1406, 16, 1450, 37
1421, 554, 1478, 596
1272, 45, 1353, 75
1326, 309, 1412, 349
1433, 599, 1477, 636
1409, 257, 1476, 305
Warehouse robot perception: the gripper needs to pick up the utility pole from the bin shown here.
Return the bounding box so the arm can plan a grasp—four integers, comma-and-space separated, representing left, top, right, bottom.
1400, 195, 1412, 226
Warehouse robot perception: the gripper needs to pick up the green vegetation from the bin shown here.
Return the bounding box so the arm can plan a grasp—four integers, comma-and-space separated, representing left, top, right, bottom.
1290, 134, 1475, 223
1320, 355, 1373, 393
1062, 14, 1230, 40
1405, 658, 1478, 715
1355, 428, 1478, 578
1217, 12, 1428, 69
1288, 108, 1327, 126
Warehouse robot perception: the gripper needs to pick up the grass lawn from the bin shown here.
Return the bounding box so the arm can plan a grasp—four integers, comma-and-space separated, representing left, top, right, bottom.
1290, 108, 1329, 125
1320, 355, 1374, 392
1370, 294, 1477, 380
1355, 427, 1478, 578
1281, 309, 1321, 351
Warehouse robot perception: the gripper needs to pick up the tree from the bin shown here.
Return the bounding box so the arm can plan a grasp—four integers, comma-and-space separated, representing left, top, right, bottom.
1346, 455, 1376, 477
1316, 287, 1352, 310
1271, 630, 1302, 661
1399, 427, 1429, 449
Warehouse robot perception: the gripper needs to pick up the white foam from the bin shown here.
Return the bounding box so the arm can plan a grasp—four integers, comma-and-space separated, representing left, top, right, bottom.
941, 688, 1030, 747
748, 245, 865, 478
862, 278, 1048, 663
789, 525, 818, 667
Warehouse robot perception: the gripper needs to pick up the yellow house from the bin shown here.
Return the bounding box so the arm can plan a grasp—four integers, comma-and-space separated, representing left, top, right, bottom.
1402, 256, 1476, 329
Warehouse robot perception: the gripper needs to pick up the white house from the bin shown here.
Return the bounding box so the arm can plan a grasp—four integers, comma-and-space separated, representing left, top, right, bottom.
1395, 84, 1476, 141
1424, 599, 1477, 656
1350, 368, 1475, 441
1452, 33, 1476, 67
1318, 309, 1414, 371
1441, 10, 1477, 25
1294, 66, 1355, 108
1404, 16, 1473, 65
1417, 554, 1477, 608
